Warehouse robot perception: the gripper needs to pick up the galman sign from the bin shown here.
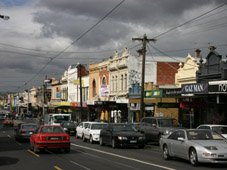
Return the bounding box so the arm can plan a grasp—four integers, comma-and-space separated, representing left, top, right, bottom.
181, 83, 208, 94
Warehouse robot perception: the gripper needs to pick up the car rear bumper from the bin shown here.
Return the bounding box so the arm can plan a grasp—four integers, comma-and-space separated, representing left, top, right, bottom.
35, 141, 70, 149
116, 139, 146, 147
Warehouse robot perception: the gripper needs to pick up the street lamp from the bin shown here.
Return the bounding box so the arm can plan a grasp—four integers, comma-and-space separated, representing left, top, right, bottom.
0, 14, 10, 20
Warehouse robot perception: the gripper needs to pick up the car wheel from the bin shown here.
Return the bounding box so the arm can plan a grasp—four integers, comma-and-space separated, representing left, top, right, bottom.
76, 133, 79, 139
189, 148, 198, 166
99, 137, 104, 146
89, 136, 93, 144
65, 148, 70, 153
30, 143, 34, 151
163, 144, 170, 160
82, 135, 86, 142
111, 138, 116, 148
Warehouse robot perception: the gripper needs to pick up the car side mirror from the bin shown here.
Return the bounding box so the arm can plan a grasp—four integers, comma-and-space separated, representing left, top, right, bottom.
177, 137, 185, 142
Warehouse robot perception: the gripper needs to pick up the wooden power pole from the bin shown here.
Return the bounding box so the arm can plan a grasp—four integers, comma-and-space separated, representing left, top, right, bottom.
132, 34, 156, 121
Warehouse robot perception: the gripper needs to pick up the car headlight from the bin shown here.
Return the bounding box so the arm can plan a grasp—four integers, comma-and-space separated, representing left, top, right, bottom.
138, 136, 145, 140
205, 146, 218, 150
118, 136, 127, 140
63, 128, 68, 131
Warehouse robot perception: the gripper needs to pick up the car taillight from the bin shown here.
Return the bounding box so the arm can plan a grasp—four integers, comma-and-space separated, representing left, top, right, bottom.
64, 135, 70, 140
39, 136, 46, 141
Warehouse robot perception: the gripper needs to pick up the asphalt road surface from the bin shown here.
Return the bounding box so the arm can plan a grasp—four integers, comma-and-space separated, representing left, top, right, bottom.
1, 124, 227, 170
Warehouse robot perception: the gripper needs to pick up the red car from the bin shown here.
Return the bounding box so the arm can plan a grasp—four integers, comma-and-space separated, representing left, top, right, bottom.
30, 125, 70, 153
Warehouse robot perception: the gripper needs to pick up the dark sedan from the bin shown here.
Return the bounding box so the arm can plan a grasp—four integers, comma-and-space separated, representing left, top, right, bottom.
99, 123, 146, 148
14, 123, 38, 141
60, 121, 77, 136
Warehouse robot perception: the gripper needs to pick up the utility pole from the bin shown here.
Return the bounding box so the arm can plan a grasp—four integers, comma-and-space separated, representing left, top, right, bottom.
77, 64, 83, 122
132, 34, 156, 121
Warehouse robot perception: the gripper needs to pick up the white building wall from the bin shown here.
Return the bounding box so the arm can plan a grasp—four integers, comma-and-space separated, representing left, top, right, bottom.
67, 65, 78, 102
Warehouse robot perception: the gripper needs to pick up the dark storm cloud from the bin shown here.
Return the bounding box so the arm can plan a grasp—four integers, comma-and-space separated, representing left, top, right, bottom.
0, 0, 226, 92
33, 10, 131, 48
34, 0, 226, 49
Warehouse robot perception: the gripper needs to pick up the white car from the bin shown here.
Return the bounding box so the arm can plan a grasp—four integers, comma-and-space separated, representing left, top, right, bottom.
197, 124, 227, 139
83, 122, 108, 143
76, 121, 90, 139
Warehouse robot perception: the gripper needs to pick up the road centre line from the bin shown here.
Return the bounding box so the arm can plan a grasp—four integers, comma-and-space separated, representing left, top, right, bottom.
71, 143, 175, 170
77, 149, 141, 170
54, 165, 63, 170
27, 149, 40, 157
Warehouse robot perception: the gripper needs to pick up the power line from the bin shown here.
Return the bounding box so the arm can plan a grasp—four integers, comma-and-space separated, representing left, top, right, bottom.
153, 3, 226, 39
15, 0, 125, 92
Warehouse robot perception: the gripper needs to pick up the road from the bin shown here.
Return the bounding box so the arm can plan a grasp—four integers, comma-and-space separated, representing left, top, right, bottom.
0, 123, 227, 170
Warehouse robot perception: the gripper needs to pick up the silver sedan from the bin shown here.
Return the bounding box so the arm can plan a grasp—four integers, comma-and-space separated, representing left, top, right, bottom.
159, 129, 227, 166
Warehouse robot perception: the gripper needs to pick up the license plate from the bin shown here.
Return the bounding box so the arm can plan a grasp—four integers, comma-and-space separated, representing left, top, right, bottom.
130, 140, 137, 143
50, 137, 59, 140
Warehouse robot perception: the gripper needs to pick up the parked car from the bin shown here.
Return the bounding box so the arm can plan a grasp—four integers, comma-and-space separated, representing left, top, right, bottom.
160, 129, 227, 166
197, 124, 227, 138
14, 123, 38, 141
76, 121, 90, 139
139, 117, 177, 143
99, 123, 146, 148
83, 122, 108, 143
30, 125, 70, 153
61, 121, 77, 136
2, 117, 14, 126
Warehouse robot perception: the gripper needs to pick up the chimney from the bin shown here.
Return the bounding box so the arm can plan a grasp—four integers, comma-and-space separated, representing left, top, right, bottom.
195, 48, 201, 58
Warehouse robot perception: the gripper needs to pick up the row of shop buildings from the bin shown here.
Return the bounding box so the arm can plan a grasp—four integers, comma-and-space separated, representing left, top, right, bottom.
5, 46, 227, 127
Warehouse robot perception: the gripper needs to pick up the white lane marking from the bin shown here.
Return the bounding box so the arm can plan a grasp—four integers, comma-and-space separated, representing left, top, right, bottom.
7, 135, 11, 138
71, 143, 175, 170
70, 160, 91, 170
77, 150, 141, 170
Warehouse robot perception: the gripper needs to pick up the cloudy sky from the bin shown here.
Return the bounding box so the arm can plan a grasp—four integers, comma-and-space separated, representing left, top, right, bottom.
0, 0, 226, 93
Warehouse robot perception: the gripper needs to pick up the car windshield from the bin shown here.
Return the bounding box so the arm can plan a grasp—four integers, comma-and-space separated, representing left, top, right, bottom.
62, 122, 75, 127
41, 126, 64, 133
112, 124, 136, 132
91, 123, 107, 130
157, 119, 173, 127
53, 115, 70, 123
212, 126, 227, 134
187, 130, 224, 140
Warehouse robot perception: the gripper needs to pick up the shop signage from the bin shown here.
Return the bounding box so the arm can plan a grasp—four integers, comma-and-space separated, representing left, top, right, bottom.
209, 81, 227, 93
144, 90, 162, 98
162, 88, 181, 97
100, 85, 109, 97
73, 79, 84, 86
181, 83, 208, 94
